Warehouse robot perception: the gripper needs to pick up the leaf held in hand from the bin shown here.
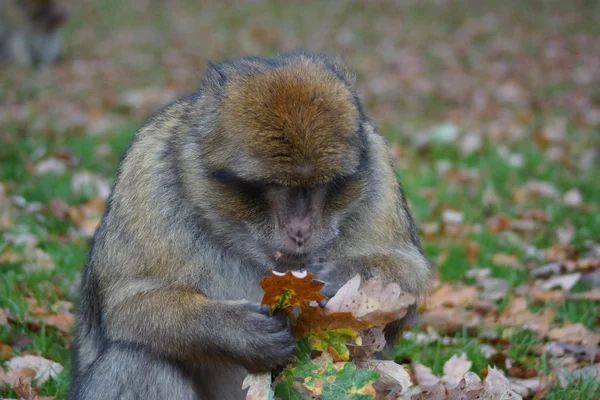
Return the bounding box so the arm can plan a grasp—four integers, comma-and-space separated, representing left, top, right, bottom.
259, 270, 326, 313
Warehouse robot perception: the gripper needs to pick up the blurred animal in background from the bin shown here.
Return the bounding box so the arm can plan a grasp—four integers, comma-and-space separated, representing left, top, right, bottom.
0, 0, 69, 67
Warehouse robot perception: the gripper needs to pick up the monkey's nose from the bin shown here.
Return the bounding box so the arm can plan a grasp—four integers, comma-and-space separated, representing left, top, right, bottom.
289, 230, 311, 249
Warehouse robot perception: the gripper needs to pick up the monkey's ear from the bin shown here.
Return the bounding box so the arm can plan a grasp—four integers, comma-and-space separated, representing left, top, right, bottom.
200, 62, 228, 94
327, 55, 357, 88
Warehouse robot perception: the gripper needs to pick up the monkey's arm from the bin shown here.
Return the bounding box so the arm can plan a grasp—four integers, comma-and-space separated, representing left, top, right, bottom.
103, 285, 294, 370
307, 248, 430, 298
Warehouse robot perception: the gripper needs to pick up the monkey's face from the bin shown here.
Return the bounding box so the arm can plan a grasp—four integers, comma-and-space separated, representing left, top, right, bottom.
208, 171, 365, 257
200, 58, 367, 257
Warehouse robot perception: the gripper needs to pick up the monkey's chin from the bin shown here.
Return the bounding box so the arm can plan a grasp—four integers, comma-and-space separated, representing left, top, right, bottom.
274, 249, 311, 267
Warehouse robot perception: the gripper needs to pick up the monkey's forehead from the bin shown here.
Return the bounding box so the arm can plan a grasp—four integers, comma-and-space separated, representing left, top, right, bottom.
207, 61, 363, 185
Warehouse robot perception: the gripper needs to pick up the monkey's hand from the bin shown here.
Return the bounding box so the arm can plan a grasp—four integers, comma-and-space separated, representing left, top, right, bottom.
224, 302, 296, 372
304, 261, 365, 301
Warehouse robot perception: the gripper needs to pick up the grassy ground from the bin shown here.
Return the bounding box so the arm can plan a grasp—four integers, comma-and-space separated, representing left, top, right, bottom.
1, 0, 599, 398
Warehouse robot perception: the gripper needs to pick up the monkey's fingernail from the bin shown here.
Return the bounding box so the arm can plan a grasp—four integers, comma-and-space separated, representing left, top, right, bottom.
273, 251, 282, 260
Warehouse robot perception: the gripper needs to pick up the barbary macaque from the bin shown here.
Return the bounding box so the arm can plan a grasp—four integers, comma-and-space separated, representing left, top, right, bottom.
0, 0, 68, 67
70, 53, 431, 399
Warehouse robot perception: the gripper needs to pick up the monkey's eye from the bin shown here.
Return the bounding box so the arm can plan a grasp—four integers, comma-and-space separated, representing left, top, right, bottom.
328, 174, 354, 194
210, 169, 262, 198
211, 169, 242, 185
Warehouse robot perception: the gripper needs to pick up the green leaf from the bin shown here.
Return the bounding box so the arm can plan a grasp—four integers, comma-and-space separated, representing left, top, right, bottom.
321, 362, 379, 400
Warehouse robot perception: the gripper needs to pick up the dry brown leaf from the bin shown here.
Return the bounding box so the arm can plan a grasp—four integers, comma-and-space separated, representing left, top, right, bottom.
324, 275, 415, 318
442, 353, 472, 389
486, 215, 511, 233
492, 253, 523, 270
566, 290, 600, 301
23, 248, 55, 273
478, 278, 509, 301
14, 377, 41, 400
347, 326, 386, 360
45, 312, 75, 334
426, 283, 476, 309
34, 158, 67, 175
530, 289, 565, 302
482, 366, 522, 400
0, 343, 14, 361
536, 273, 581, 292
70, 171, 111, 200
497, 297, 554, 337
358, 360, 412, 397
525, 181, 559, 199
449, 372, 483, 400
466, 241, 480, 263
412, 362, 440, 388
0, 308, 9, 327
6, 356, 64, 386
412, 381, 447, 400
420, 308, 467, 334
0, 249, 24, 264
563, 188, 582, 207
509, 377, 541, 397
548, 323, 600, 345
0, 368, 37, 390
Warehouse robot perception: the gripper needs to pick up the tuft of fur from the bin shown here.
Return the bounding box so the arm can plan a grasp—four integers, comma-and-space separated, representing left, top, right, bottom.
210, 56, 362, 185
70, 52, 431, 400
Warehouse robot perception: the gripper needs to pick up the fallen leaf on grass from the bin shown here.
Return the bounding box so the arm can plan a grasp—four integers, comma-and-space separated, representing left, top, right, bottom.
0, 367, 37, 391
23, 248, 55, 273
6, 355, 63, 386
491, 253, 523, 270
563, 188, 582, 207
525, 181, 559, 199
14, 378, 43, 400
536, 273, 581, 291
566, 289, 600, 301
556, 363, 600, 388
548, 323, 600, 345
412, 362, 440, 388
509, 377, 541, 397
482, 366, 522, 399
497, 298, 554, 337
478, 277, 509, 301
450, 372, 483, 399
70, 171, 111, 200
442, 353, 472, 389
412, 381, 447, 400
45, 312, 75, 334
34, 158, 67, 175
0, 249, 24, 264
357, 360, 413, 397
0, 308, 9, 327
0, 343, 13, 361
420, 308, 467, 334
426, 283, 476, 309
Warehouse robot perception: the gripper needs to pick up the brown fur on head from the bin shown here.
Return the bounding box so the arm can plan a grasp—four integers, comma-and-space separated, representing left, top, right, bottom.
202, 55, 364, 186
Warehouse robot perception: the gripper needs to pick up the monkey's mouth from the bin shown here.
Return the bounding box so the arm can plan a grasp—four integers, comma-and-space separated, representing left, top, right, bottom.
273, 250, 310, 267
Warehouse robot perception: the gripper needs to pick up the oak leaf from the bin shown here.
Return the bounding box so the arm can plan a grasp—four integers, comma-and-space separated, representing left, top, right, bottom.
259, 270, 326, 314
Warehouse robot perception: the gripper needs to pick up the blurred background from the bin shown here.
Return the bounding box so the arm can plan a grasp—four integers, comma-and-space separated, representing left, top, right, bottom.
1, 0, 599, 398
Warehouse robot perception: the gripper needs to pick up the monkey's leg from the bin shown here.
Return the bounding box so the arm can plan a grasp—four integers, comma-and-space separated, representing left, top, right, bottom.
70, 343, 198, 400
190, 364, 248, 400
